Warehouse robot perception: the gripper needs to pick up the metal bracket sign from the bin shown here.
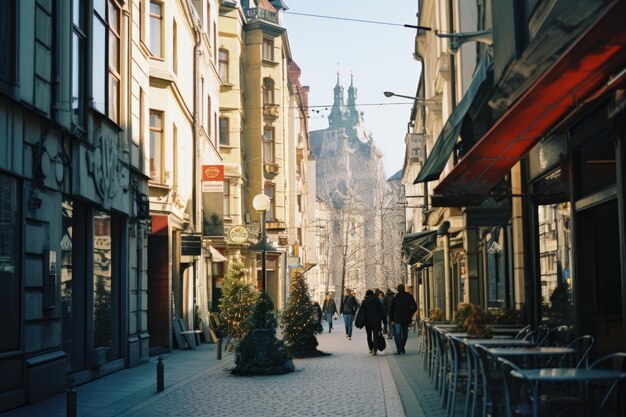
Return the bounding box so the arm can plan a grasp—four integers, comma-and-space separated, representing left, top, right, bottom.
181, 233, 202, 256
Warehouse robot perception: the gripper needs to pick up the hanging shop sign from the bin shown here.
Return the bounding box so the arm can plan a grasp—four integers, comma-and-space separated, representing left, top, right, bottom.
228, 225, 250, 244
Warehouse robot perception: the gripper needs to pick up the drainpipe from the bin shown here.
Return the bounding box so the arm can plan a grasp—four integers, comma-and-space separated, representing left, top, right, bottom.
185, 2, 202, 326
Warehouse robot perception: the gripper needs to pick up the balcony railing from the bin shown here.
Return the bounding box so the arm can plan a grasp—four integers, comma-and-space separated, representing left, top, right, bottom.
244, 8, 279, 24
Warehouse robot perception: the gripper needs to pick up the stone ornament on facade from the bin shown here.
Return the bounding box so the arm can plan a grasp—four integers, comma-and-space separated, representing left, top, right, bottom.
87, 129, 126, 209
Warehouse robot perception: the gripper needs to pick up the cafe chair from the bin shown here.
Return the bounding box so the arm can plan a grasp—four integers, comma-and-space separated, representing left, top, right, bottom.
474, 344, 506, 417
514, 325, 532, 340
522, 325, 550, 346
499, 357, 550, 417
567, 335, 595, 368
587, 352, 626, 415
444, 335, 469, 417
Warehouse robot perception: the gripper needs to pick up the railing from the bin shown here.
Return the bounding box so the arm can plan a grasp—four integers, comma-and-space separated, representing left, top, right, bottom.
244, 8, 279, 24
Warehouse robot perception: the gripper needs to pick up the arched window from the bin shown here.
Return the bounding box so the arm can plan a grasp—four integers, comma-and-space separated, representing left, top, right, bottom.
263, 78, 274, 104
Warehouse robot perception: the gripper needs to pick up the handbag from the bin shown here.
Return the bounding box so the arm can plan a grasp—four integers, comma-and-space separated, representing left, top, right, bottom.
377, 330, 386, 351
355, 309, 365, 329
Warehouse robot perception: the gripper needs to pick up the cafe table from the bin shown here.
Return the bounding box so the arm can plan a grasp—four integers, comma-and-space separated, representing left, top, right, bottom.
511, 368, 626, 417
485, 346, 575, 368
464, 338, 534, 347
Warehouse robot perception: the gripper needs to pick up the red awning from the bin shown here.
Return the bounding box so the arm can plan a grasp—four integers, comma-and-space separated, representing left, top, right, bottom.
434, 0, 626, 199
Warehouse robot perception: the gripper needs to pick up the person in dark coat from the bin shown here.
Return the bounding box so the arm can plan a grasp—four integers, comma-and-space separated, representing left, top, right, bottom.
322, 293, 338, 333
389, 283, 418, 354
356, 289, 386, 355
341, 289, 358, 339
385, 288, 395, 339
312, 300, 322, 325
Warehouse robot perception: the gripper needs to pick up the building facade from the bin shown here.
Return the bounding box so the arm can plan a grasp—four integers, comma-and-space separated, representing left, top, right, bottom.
404, 0, 626, 357
0, 0, 150, 410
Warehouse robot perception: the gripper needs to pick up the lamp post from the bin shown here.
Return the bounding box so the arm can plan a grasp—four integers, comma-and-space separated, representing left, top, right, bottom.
251, 194, 274, 292
383, 91, 439, 106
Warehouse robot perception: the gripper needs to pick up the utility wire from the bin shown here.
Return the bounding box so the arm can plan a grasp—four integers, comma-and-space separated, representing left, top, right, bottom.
284, 11, 433, 31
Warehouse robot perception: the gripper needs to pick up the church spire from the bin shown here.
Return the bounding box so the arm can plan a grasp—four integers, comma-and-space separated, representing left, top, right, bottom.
329, 71, 345, 127
347, 72, 360, 124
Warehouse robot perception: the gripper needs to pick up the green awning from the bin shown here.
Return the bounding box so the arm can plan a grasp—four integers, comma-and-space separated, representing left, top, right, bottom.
402, 230, 437, 265
414, 53, 490, 184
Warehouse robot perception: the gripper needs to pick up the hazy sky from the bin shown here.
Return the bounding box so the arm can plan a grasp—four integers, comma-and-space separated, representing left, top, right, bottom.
283, 1, 421, 177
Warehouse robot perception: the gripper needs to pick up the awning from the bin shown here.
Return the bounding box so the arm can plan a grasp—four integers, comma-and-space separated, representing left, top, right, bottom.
209, 246, 227, 262
434, 0, 626, 200
402, 230, 437, 265
414, 53, 490, 184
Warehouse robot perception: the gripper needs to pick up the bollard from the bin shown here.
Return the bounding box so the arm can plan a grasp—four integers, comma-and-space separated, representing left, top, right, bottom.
156, 356, 164, 392
66, 384, 77, 417
217, 338, 222, 360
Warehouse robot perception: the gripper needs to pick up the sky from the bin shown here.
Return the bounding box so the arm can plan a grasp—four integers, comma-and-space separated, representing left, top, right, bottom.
283, 1, 422, 177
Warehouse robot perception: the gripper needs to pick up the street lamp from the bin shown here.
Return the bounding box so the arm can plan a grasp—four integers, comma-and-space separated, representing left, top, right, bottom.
383, 91, 440, 107
250, 194, 276, 293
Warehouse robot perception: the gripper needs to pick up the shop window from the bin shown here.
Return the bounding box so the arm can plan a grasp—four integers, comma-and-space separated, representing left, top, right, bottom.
0, 174, 19, 352
0, 0, 15, 91
537, 202, 573, 326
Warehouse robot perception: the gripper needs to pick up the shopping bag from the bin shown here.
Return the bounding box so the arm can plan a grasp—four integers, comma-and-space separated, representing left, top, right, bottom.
377, 330, 386, 351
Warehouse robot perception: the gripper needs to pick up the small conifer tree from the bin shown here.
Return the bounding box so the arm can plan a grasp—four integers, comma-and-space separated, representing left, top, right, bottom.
233, 291, 294, 375
281, 273, 326, 357
219, 251, 258, 340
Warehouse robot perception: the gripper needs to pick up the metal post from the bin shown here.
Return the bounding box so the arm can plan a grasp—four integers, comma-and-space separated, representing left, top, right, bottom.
156, 356, 164, 392
66, 383, 77, 417
261, 210, 267, 293
217, 338, 222, 360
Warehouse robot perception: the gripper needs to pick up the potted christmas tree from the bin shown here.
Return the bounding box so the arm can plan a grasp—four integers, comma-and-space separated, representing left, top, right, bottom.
232, 291, 294, 375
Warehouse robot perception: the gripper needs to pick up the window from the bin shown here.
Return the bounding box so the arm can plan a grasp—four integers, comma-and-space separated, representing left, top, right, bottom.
92, 0, 120, 123
262, 38, 274, 61
207, 96, 212, 138
149, 1, 162, 57
219, 117, 229, 146
72, 0, 86, 125
263, 127, 274, 162
218, 49, 229, 82
149, 110, 164, 182
0, 174, 19, 352
223, 180, 230, 217
264, 182, 275, 220
139, 0, 146, 42
0, 1, 15, 88
172, 19, 178, 74
213, 22, 217, 62
263, 78, 274, 104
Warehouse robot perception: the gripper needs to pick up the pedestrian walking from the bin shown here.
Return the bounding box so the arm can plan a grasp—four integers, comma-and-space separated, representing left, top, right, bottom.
385, 288, 395, 339
355, 289, 386, 355
322, 293, 337, 333
312, 300, 322, 325
341, 289, 358, 339
388, 283, 417, 355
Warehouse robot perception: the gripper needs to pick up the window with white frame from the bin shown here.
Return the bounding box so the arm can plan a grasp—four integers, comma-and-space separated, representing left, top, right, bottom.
218, 49, 229, 82
72, 0, 85, 126
264, 182, 275, 220
149, 110, 164, 182
262, 38, 274, 61
263, 127, 274, 162
149, 1, 162, 57
219, 117, 229, 146
263, 78, 274, 104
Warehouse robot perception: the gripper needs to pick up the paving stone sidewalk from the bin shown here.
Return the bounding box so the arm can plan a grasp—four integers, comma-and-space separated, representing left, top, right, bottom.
2, 318, 451, 417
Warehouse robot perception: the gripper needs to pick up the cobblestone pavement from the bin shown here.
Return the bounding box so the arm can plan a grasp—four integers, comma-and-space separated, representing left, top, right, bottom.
121, 319, 406, 417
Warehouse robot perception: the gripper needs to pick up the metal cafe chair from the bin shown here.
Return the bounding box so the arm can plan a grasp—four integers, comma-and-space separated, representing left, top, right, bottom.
514, 325, 532, 340
444, 335, 470, 417
587, 352, 626, 414
499, 357, 545, 417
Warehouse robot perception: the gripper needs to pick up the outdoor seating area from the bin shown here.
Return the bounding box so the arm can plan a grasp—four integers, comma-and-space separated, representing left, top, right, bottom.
418, 320, 626, 417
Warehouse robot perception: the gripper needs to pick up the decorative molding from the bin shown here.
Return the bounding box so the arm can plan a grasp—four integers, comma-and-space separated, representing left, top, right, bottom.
87, 129, 125, 210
